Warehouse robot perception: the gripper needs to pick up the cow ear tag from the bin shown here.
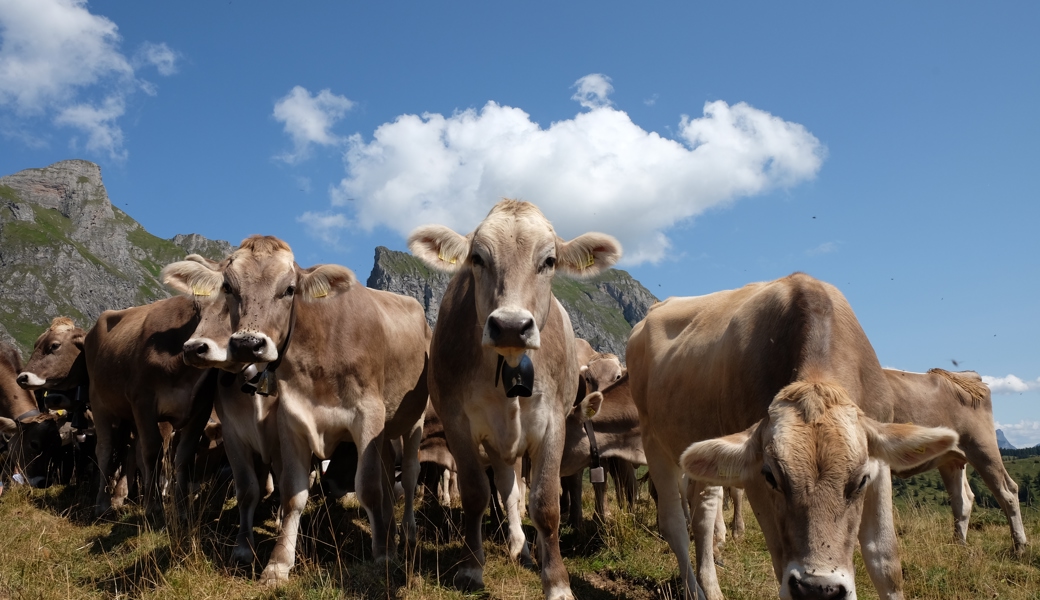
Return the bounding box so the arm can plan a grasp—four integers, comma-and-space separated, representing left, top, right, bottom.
590, 466, 605, 484
501, 354, 534, 398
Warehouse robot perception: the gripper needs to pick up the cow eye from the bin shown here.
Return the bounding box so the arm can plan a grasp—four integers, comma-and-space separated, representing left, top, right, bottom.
762, 465, 779, 491
615, 373, 622, 381
284, 285, 296, 298
846, 473, 870, 500
542, 256, 556, 271
49, 342, 61, 352
471, 254, 485, 267
221, 282, 233, 295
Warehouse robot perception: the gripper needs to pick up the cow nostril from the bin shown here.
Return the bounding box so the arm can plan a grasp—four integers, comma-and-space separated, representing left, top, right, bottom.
16, 373, 28, 384
519, 318, 535, 339
487, 317, 503, 342
251, 338, 265, 352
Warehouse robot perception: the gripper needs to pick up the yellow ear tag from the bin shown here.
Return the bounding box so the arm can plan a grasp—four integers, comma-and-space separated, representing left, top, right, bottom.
312, 290, 328, 299
437, 252, 457, 265
582, 253, 595, 269
717, 467, 737, 479
585, 407, 597, 419
192, 286, 211, 297
913, 446, 927, 454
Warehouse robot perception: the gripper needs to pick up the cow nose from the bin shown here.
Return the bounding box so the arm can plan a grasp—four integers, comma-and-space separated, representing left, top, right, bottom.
484, 310, 539, 349
184, 339, 210, 356
789, 574, 847, 600
16, 373, 28, 386
229, 334, 266, 359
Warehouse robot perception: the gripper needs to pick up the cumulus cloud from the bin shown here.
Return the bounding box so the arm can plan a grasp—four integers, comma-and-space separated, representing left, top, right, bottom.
298, 210, 350, 246
0, 0, 177, 158
327, 76, 825, 264
983, 374, 1040, 395
273, 86, 354, 163
994, 420, 1040, 448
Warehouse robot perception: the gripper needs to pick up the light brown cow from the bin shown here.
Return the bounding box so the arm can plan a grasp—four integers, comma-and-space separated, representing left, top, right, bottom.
628, 273, 959, 600
162, 235, 430, 584
885, 367, 1027, 553
1, 341, 61, 488
75, 297, 215, 517
408, 199, 621, 600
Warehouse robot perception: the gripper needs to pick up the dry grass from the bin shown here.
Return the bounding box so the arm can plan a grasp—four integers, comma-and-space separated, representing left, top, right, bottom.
0, 472, 1037, 600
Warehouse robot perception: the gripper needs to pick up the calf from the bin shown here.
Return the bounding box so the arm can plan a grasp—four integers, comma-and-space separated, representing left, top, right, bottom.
162, 235, 430, 584
629, 273, 959, 600
408, 199, 621, 599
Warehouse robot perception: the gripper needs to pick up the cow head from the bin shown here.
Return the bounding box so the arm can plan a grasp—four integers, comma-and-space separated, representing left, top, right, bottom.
680, 380, 958, 600
17, 317, 87, 391
161, 237, 355, 367
582, 353, 624, 394
408, 200, 621, 366
0, 411, 62, 488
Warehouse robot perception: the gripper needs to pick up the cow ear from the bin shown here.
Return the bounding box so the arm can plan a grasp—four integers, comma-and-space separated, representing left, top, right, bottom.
298, 264, 356, 300
71, 329, 86, 350
573, 391, 604, 421
557, 233, 622, 279
0, 416, 16, 434
162, 259, 223, 297
863, 418, 959, 471
408, 225, 469, 273
680, 422, 762, 486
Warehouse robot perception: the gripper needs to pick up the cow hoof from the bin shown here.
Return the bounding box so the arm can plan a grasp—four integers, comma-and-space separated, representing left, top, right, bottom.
231, 546, 254, 565
454, 567, 485, 592
546, 584, 575, 600
259, 565, 289, 586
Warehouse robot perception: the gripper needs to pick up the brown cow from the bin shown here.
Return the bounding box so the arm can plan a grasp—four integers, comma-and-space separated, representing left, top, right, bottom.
162, 235, 430, 584
629, 273, 959, 600
0, 341, 61, 488
408, 199, 621, 600
885, 367, 1027, 553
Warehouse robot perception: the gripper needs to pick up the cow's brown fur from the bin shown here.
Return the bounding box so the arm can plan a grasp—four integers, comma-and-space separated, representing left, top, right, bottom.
1, 341, 61, 488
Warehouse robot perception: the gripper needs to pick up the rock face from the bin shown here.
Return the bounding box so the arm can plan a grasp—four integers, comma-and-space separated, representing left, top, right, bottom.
365, 246, 658, 359
996, 429, 1016, 450
0, 160, 232, 354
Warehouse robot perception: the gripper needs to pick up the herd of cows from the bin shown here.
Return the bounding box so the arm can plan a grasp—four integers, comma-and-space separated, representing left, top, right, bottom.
0, 199, 1029, 600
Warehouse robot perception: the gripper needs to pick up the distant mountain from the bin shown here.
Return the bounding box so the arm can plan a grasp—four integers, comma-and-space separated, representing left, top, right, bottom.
0, 160, 232, 354
366, 246, 658, 358
995, 429, 1016, 450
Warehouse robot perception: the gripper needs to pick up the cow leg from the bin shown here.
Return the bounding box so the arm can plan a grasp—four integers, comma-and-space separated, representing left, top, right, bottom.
561, 473, 583, 529
712, 485, 726, 557
645, 439, 703, 600
965, 444, 1028, 554
729, 487, 745, 538
857, 462, 905, 600
593, 474, 608, 524
350, 411, 394, 562
131, 403, 165, 518
611, 458, 638, 509
527, 423, 573, 600
260, 429, 313, 584
400, 415, 423, 552
222, 433, 262, 565
91, 410, 122, 517
174, 370, 216, 519
444, 431, 490, 592
689, 480, 724, 600
490, 456, 533, 568
938, 463, 972, 545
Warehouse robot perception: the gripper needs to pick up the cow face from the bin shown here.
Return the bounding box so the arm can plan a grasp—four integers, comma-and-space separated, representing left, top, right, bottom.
0, 412, 62, 488
582, 354, 624, 394
680, 381, 957, 600
162, 237, 355, 366
18, 318, 86, 391
409, 200, 621, 365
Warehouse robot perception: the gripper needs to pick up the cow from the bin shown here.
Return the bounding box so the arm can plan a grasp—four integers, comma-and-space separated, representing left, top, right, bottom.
161, 235, 430, 584
561, 369, 644, 529
0, 341, 61, 488
628, 273, 960, 600
408, 199, 622, 600
884, 367, 1027, 553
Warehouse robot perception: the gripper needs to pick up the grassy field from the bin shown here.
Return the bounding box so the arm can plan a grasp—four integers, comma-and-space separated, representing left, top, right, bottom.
1, 462, 1038, 600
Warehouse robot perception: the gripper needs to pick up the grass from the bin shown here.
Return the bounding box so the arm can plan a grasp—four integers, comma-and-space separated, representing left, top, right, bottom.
1, 460, 1038, 600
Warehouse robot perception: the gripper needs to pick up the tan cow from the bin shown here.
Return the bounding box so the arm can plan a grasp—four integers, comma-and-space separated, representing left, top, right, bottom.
162, 235, 430, 584
0, 341, 62, 488
885, 367, 1027, 553
628, 273, 959, 600
408, 199, 621, 600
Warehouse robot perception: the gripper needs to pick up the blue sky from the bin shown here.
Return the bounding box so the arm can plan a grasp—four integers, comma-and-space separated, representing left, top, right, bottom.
2, 1, 1038, 445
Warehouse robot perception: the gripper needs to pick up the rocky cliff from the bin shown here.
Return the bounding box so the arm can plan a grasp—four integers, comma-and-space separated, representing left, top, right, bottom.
365, 246, 658, 359
0, 160, 232, 353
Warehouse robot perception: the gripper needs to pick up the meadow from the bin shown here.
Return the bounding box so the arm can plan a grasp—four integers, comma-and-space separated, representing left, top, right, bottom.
1, 459, 1038, 600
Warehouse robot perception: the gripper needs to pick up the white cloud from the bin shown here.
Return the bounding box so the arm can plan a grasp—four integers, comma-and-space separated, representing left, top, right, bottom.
135, 42, 178, 76
644, 93, 659, 107
572, 73, 614, 110
298, 210, 350, 246
0, 0, 177, 158
273, 86, 354, 163
994, 420, 1040, 449
983, 374, 1040, 395
327, 76, 825, 264
807, 241, 838, 256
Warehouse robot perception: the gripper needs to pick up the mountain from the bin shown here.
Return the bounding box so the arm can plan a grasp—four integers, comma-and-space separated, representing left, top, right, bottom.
365, 246, 658, 358
996, 429, 1016, 450
0, 160, 232, 354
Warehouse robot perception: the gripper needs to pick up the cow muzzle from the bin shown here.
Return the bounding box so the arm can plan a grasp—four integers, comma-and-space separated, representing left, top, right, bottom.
16, 372, 46, 390
228, 332, 278, 363
784, 566, 853, 600
183, 338, 229, 366
482, 308, 540, 362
